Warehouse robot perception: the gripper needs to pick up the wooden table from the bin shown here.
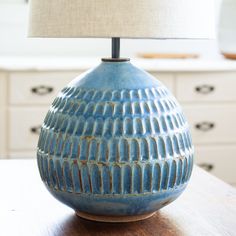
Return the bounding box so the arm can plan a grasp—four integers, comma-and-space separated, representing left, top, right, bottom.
0, 160, 235, 236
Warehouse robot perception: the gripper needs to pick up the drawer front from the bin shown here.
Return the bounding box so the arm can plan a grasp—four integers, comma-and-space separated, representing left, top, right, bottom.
8, 152, 36, 159
149, 73, 175, 94
177, 72, 236, 102
10, 72, 82, 105
9, 107, 49, 151
183, 104, 236, 144
0, 110, 6, 157
0, 73, 6, 107
195, 145, 236, 185
0, 73, 6, 157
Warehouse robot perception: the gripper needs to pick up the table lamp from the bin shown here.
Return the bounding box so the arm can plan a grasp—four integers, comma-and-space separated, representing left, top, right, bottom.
29, 0, 215, 222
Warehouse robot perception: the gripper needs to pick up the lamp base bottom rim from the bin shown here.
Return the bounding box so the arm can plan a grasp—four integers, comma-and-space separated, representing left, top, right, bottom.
76, 211, 156, 223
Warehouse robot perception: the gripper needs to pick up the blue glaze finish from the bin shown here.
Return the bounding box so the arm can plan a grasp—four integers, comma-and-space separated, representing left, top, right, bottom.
46, 184, 187, 216
37, 61, 194, 218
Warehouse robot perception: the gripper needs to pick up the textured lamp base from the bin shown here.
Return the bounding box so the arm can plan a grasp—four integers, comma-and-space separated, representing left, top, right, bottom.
37, 60, 194, 222
76, 211, 156, 223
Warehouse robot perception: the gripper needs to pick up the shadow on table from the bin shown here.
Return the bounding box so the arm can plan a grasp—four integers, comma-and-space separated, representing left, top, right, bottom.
55, 212, 182, 236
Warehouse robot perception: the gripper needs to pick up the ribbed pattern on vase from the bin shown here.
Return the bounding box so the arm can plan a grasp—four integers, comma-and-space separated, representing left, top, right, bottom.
37, 85, 194, 195
37, 155, 193, 194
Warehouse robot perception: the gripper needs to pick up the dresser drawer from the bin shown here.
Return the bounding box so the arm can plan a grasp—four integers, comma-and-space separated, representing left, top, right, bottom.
0, 110, 6, 158
9, 107, 49, 151
149, 73, 174, 94
177, 72, 236, 102
0, 73, 7, 107
8, 152, 36, 159
195, 145, 236, 185
183, 104, 236, 144
0, 73, 7, 157
10, 72, 82, 105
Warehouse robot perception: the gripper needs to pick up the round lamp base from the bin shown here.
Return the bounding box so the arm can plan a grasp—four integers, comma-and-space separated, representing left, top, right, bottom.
37, 60, 194, 224
76, 211, 156, 223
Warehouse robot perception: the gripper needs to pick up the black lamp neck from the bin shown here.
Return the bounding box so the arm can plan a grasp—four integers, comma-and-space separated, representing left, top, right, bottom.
112, 37, 120, 59
101, 38, 130, 62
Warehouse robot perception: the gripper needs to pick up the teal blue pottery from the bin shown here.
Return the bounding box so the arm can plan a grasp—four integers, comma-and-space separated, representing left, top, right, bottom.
37, 60, 194, 222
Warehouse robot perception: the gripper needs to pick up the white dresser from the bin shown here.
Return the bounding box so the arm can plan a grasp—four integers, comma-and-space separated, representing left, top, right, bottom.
177, 72, 236, 186
0, 72, 7, 157
0, 57, 236, 186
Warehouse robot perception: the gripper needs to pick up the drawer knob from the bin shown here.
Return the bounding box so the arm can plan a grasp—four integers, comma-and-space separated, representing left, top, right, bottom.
31, 85, 54, 95
30, 126, 41, 135
198, 163, 214, 172
195, 122, 215, 132
195, 85, 215, 94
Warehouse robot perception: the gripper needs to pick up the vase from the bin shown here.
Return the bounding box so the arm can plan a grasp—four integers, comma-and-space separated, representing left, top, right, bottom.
37, 59, 194, 222
218, 0, 236, 59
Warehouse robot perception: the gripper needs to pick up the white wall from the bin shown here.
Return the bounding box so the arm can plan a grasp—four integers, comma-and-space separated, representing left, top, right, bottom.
0, 1, 221, 58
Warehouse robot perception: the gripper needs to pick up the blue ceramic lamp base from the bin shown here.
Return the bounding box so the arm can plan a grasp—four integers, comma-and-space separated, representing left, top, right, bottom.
37, 59, 194, 222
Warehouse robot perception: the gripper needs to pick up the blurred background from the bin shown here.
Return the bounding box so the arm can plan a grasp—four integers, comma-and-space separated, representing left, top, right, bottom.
1, 0, 236, 187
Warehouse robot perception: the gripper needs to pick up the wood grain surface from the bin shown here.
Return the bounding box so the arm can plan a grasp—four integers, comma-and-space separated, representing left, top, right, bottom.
0, 160, 235, 236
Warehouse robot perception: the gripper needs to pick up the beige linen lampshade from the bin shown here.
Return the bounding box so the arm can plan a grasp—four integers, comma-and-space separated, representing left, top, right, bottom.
29, 0, 215, 39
